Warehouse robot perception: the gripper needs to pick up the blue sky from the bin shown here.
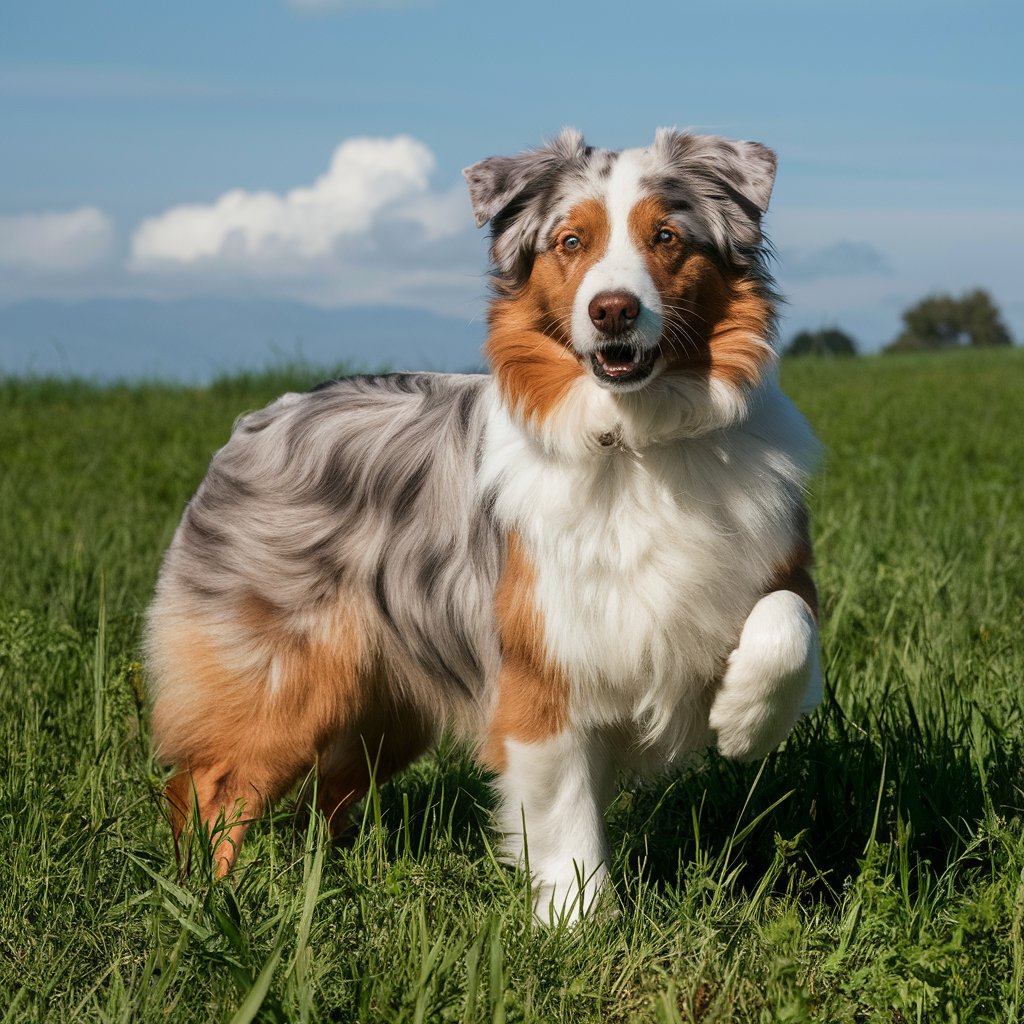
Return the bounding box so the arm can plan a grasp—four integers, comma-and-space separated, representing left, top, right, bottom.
2, 0, 1022, 362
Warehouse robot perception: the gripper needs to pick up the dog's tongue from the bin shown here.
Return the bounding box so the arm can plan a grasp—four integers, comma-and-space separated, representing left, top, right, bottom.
596, 348, 639, 376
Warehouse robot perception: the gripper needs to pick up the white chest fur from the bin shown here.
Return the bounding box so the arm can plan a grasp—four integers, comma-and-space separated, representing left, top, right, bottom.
479, 376, 820, 757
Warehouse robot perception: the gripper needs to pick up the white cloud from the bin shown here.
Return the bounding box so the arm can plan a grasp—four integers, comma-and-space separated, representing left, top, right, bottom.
131, 135, 470, 274
0, 207, 114, 271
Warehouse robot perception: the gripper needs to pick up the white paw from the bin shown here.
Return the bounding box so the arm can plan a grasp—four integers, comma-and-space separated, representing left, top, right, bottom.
532, 863, 610, 927
709, 590, 821, 761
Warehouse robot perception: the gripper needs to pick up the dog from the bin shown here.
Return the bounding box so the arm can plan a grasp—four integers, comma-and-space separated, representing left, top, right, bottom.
146, 127, 822, 923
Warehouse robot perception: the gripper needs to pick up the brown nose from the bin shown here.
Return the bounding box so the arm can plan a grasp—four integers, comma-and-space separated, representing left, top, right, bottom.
588, 291, 641, 334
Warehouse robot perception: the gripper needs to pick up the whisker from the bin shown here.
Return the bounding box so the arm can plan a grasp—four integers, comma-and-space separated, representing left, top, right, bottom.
661, 303, 712, 327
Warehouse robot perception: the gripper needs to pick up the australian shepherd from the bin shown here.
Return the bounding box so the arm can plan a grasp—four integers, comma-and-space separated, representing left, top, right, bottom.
146, 128, 822, 923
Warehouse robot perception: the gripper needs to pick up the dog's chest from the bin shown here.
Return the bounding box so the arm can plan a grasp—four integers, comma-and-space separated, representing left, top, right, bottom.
483, 423, 799, 733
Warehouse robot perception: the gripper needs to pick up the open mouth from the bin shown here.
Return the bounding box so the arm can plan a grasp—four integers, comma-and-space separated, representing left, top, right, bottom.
590, 343, 659, 385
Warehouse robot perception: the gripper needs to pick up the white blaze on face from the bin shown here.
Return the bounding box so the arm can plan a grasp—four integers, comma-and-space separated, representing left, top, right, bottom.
570, 149, 663, 355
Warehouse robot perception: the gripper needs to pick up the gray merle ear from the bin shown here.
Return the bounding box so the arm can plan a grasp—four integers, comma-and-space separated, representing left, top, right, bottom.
463, 127, 587, 228
654, 128, 777, 215
650, 128, 778, 260
729, 139, 777, 214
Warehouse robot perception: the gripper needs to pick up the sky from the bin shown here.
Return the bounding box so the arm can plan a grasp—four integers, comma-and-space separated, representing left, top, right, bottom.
2, 0, 1023, 367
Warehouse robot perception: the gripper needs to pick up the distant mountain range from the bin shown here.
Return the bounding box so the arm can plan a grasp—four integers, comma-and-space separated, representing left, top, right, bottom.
0, 298, 488, 382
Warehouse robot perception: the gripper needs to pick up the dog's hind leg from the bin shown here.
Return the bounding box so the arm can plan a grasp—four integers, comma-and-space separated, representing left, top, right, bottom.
150, 591, 376, 873
315, 701, 432, 839
164, 765, 274, 876
160, 691, 333, 875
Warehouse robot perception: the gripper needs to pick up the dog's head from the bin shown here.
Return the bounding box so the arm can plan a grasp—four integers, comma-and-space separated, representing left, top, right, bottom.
466, 128, 780, 445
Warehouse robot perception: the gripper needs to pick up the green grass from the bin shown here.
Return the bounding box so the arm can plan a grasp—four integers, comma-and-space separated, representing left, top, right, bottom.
1, 350, 1022, 1022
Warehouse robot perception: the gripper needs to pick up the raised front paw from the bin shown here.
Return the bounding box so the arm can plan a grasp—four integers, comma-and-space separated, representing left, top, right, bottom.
709, 590, 821, 761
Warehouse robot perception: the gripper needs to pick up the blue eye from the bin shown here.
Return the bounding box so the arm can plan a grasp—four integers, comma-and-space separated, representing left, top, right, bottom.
656, 228, 675, 244
563, 235, 581, 250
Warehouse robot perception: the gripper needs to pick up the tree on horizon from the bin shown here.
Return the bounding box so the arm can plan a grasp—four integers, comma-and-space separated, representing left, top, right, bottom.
886, 288, 1013, 352
784, 326, 859, 358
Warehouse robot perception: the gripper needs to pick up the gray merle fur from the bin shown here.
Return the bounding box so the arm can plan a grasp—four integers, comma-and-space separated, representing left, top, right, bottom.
164, 372, 503, 704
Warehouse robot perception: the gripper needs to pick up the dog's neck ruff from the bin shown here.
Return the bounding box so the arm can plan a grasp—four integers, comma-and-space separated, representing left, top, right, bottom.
498, 363, 769, 462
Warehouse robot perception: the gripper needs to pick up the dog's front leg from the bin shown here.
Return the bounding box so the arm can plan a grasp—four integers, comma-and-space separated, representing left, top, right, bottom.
486, 530, 614, 923
709, 560, 822, 761
492, 730, 614, 925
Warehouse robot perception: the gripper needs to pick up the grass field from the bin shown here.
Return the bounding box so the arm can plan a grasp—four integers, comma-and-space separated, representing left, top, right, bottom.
1, 350, 1022, 1022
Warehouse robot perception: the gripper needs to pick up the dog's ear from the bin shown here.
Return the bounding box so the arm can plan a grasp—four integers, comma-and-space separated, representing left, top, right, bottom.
463, 128, 587, 228
653, 128, 777, 216
712, 137, 777, 215
722, 139, 776, 215
652, 128, 777, 255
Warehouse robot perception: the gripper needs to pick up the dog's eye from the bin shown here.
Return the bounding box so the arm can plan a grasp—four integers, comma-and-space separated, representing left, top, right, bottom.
562, 234, 581, 251
655, 228, 675, 245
